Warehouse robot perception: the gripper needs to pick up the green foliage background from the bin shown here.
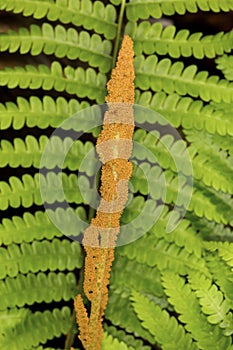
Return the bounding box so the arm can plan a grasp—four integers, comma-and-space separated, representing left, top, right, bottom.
0, 0, 233, 349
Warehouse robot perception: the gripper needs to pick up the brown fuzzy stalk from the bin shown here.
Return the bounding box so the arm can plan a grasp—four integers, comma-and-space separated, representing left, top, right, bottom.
73, 35, 135, 350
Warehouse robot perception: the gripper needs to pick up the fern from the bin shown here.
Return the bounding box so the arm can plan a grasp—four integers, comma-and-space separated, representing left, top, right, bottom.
188, 271, 232, 332
162, 271, 232, 349
131, 291, 198, 350
126, 0, 233, 21
0, 207, 87, 245
0, 24, 112, 73
216, 54, 233, 81
0, 136, 96, 171
0, 238, 82, 278
0, 172, 95, 209
135, 91, 233, 135
126, 22, 233, 58
135, 55, 233, 103
0, 0, 233, 349
0, 306, 72, 350
104, 325, 151, 350
0, 62, 106, 103
0, 272, 77, 309
0, 0, 117, 39
101, 333, 134, 350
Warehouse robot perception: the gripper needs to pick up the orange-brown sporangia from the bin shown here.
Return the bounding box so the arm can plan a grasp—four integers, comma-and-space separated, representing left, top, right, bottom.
73, 35, 135, 350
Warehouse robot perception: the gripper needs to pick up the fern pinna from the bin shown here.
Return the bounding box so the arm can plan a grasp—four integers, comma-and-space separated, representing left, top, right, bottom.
0, 0, 233, 350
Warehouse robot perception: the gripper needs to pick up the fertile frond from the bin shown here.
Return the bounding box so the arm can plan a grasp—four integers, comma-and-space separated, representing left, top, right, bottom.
0, 207, 87, 245
135, 91, 233, 135
0, 238, 82, 279
126, 22, 233, 59
216, 55, 233, 81
0, 24, 112, 73
0, 306, 71, 350
135, 55, 233, 103
131, 291, 198, 350
0, 0, 117, 39
0, 62, 106, 103
102, 333, 134, 350
162, 271, 232, 349
0, 172, 91, 209
0, 272, 77, 309
0, 136, 96, 172
126, 0, 233, 21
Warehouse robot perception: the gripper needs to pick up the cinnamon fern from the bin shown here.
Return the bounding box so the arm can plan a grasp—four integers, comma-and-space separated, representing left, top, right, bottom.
0, 0, 233, 349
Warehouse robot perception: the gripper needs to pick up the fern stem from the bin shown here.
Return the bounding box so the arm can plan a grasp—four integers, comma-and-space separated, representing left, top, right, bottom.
74, 35, 135, 350
112, 0, 126, 68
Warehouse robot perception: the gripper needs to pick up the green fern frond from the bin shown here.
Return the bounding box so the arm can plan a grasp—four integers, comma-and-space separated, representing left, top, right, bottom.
149, 206, 203, 257
0, 207, 87, 245
0, 272, 77, 309
110, 253, 165, 298
126, 22, 233, 58
135, 55, 233, 103
204, 241, 233, 267
208, 133, 233, 156
186, 213, 233, 242
126, 0, 233, 21
0, 96, 90, 130
188, 272, 231, 325
133, 128, 189, 175
118, 231, 209, 276
0, 0, 117, 39
0, 172, 92, 209
131, 291, 198, 350
216, 55, 233, 81
0, 62, 106, 103
184, 130, 233, 194
0, 306, 71, 350
131, 162, 233, 225
190, 181, 233, 225
0, 238, 82, 279
135, 91, 233, 135
207, 255, 233, 309
162, 271, 232, 350
133, 127, 233, 195
106, 288, 155, 344
102, 333, 134, 350
122, 197, 203, 257
104, 325, 151, 350
0, 136, 96, 172
185, 128, 233, 155
0, 24, 112, 73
